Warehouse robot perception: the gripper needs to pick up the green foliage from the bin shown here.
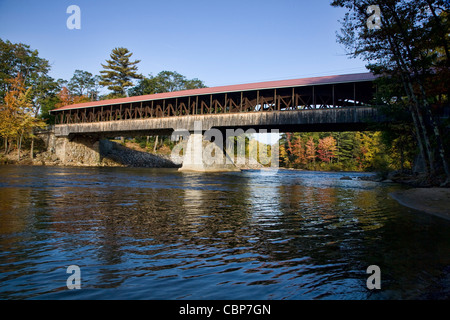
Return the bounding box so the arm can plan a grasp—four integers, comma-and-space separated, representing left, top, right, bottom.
128, 70, 207, 96
331, 0, 450, 182
68, 70, 101, 99
0, 39, 51, 103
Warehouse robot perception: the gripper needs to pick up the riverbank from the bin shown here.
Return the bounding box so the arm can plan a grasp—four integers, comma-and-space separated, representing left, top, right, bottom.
389, 188, 450, 221
0, 142, 180, 168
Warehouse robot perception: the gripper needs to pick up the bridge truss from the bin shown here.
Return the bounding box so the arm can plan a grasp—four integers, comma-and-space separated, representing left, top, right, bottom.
52, 73, 378, 125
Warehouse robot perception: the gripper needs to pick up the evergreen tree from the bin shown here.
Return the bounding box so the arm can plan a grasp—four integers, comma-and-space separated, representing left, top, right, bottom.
99, 47, 143, 97
339, 132, 356, 165
331, 0, 450, 184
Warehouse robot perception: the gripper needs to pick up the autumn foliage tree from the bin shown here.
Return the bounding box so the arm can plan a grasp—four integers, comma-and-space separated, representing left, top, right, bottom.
305, 137, 316, 165
292, 136, 306, 166
279, 131, 392, 172
317, 136, 337, 163
0, 74, 45, 160
54, 87, 90, 109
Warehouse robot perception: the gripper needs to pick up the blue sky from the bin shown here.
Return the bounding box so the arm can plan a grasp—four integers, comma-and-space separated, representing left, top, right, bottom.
0, 0, 368, 88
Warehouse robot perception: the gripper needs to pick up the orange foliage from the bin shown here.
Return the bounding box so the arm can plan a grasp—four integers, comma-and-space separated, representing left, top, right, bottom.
55, 87, 90, 109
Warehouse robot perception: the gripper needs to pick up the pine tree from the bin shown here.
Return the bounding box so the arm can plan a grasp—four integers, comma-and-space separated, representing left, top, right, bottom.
339, 132, 356, 165
99, 47, 143, 97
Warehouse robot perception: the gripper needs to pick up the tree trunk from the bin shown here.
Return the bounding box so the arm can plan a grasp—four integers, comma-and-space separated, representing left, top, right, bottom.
30, 136, 34, 160
417, 82, 450, 183
153, 135, 159, 152
396, 70, 430, 175
18, 133, 23, 162
384, 30, 433, 175
406, 81, 436, 175
383, 4, 439, 178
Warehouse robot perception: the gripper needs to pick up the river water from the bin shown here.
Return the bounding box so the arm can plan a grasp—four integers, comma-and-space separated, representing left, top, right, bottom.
0, 165, 449, 300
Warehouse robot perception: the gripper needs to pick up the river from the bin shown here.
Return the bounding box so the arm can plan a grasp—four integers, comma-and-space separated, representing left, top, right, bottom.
0, 165, 449, 300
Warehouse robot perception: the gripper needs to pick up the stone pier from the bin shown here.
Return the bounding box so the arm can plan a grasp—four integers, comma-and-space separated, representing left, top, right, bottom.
179, 131, 240, 172
54, 135, 105, 166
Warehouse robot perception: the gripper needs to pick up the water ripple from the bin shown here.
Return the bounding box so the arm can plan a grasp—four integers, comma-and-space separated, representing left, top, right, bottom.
1, 166, 450, 299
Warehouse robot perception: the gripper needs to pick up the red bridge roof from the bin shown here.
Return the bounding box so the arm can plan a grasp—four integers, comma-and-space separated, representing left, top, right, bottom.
53, 72, 376, 112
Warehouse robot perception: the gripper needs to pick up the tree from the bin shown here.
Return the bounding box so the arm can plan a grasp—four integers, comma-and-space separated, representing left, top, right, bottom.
305, 136, 317, 164
317, 136, 337, 163
279, 143, 289, 167
380, 123, 416, 171
128, 70, 207, 96
0, 74, 45, 160
55, 87, 90, 109
331, 0, 450, 184
292, 136, 306, 167
68, 70, 101, 99
0, 38, 60, 129
0, 39, 51, 103
36, 78, 66, 125
99, 47, 143, 97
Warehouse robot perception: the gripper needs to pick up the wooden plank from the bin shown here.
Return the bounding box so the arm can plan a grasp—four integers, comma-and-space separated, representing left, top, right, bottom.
240, 91, 243, 112
274, 89, 278, 111
188, 97, 191, 115
312, 86, 315, 109
229, 96, 238, 113
257, 90, 260, 111
332, 84, 335, 108
196, 96, 199, 115
291, 88, 295, 110
224, 93, 227, 113
210, 95, 213, 114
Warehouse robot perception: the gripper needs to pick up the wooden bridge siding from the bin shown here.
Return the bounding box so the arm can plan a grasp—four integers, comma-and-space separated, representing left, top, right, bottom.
54, 107, 385, 137
54, 81, 375, 126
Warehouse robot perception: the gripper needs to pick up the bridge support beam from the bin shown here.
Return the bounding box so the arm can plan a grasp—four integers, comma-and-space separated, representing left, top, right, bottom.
179, 131, 240, 173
